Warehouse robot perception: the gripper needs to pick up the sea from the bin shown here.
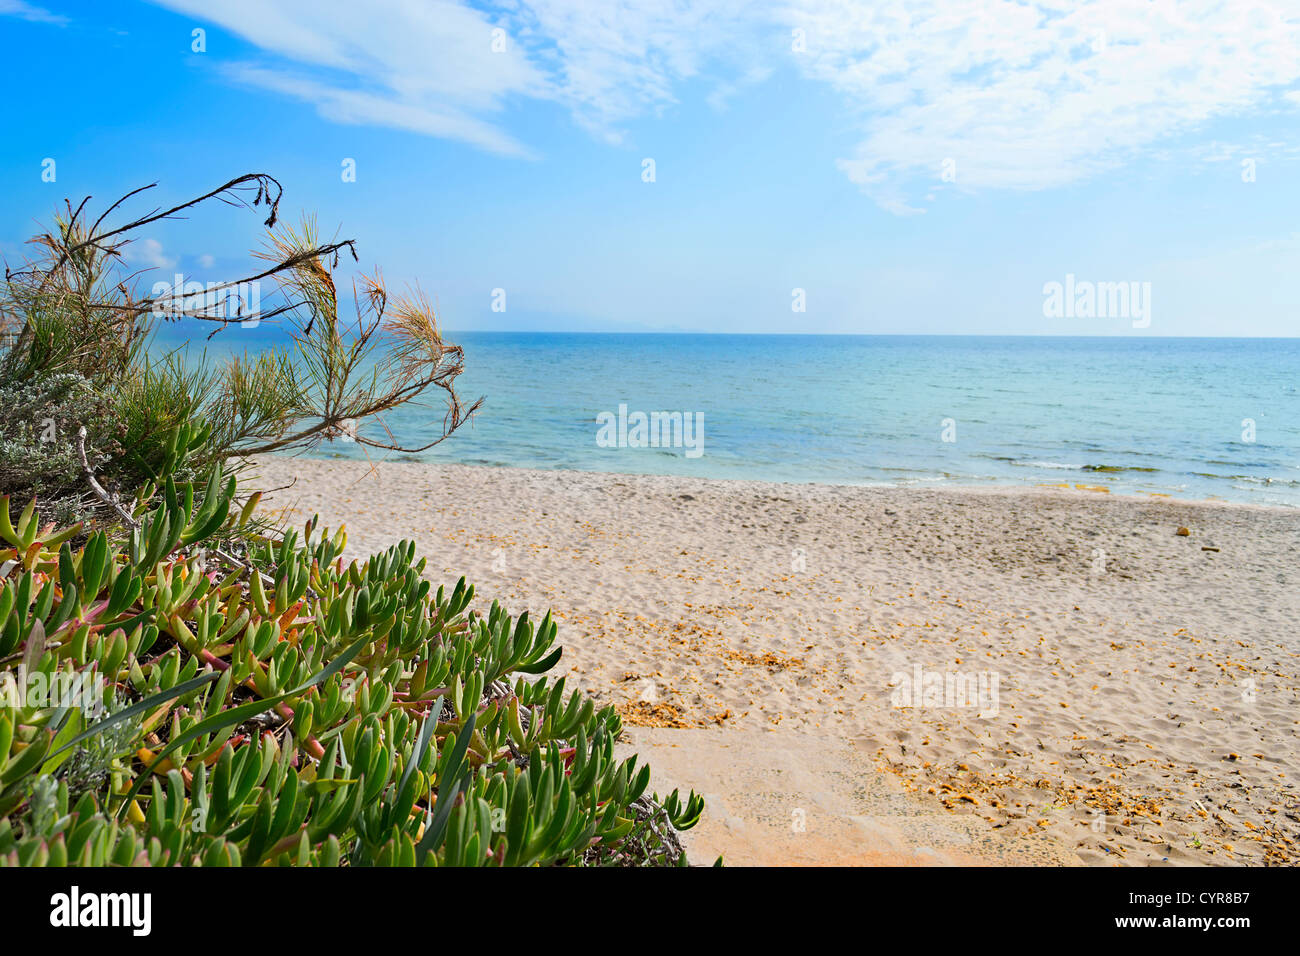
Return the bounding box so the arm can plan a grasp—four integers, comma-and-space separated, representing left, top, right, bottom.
158, 326, 1300, 507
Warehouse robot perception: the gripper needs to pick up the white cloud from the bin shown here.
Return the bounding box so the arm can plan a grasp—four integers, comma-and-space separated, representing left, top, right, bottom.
225, 64, 540, 158
149, 0, 1300, 212
781, 0, 1300, 209
502, 0, 760, 141
1186, 137, 1300, 169
0, 0, 67, 25
122, 238, 177, 270
152, 0, 548, 156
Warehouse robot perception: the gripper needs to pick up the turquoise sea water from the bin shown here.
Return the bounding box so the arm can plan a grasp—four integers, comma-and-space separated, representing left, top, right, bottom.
162, 327, 1300, 507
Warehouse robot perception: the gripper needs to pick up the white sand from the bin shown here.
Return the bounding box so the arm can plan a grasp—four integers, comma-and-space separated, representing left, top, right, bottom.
251, 456, 1300, 865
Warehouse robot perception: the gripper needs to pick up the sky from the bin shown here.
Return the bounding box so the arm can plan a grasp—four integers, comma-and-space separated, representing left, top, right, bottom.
1, 0, 1299, 336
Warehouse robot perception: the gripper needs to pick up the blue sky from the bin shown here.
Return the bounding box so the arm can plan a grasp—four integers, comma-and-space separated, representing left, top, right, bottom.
2, 0, 1299, 335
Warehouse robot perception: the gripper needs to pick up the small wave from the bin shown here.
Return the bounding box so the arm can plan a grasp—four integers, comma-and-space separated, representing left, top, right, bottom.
1192, 472, 1300, 486
1228, 475, 1300, 487
1081, 464, 1159, 473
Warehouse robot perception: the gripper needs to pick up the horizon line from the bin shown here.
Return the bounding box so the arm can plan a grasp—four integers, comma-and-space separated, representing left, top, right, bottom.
438, 329, 1300, 339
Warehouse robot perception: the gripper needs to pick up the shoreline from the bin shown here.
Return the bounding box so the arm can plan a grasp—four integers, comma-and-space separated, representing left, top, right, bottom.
267, 452, 1299, 513
251, 456, 1300, 865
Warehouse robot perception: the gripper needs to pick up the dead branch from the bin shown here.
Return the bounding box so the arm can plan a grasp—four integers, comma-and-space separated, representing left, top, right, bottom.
77, 425, 140, 530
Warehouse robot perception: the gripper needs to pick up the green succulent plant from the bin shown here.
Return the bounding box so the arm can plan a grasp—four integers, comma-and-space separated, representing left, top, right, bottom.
0, 449, 705, 867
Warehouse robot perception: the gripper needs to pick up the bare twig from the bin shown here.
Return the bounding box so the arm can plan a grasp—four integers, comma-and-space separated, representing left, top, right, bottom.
35, 174, 284, 288
210, 545, 318, 602
632, 795, 687, 864
77, 425, 140, 530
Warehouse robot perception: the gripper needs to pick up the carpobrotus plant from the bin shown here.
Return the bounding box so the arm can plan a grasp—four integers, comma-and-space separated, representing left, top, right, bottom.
0, 452, 704, 866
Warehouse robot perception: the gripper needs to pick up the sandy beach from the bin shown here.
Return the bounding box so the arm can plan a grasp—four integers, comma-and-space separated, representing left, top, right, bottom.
251, 456, 1300, 866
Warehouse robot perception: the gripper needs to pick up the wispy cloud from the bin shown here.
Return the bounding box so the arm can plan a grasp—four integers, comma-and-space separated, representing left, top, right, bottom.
225, 64, 541, 158
501, 0, 761, 143
121, 238, 177, 270
782, 0, 1300, 211
149, 0, 1300, 212
152, 0, 548, 156
0, 0, 68, 25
